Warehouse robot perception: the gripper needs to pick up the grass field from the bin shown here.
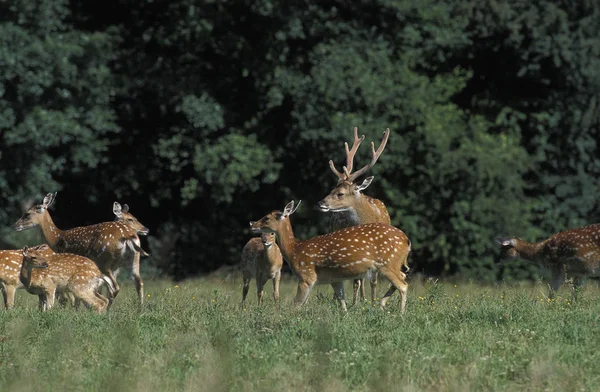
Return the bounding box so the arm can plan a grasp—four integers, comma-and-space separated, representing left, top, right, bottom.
1, 276, 599, 392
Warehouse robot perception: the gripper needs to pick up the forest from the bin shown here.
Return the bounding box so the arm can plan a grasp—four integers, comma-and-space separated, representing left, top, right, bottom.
0, 0, 599, 281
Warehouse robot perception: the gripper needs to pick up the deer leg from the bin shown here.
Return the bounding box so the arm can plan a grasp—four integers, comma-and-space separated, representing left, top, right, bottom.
130, 252, 144, 305
3, 285, 16, 310
370, 272, 378, 304
352, 279, 361, 306
294, 280, 315, 307
44, 288, 56, 311
549, 266, 565, 299
272, 271, 280, 304
256, 274, 267, 306
242, 276, 251, 308
572, 276, 587, 301
331, 282, 347, 311
379, 269, 408, 313
38, 295, 46, 311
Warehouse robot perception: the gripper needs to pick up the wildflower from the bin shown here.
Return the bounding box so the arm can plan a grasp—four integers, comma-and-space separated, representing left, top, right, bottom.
147, 294, 151, 298
174, 285, 179, 289
212, 299, 215, 303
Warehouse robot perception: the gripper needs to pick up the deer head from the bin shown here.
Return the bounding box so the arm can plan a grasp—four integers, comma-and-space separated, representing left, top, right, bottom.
12, 192, 57, 231
21, 245, 50, 269
113, 202, 149, 235
318, 127, 389, 212
250, 201, 301, 234
495, 238, 520, 261
260, 233, 276, 248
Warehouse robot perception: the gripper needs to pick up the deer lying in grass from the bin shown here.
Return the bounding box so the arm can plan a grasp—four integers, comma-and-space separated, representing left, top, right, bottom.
241, 233, 283, 307
12, 193, 146, 305
497, 223, 600, 298
318, 127, 399, 305
250, 201, 411, 312
20, 245, 114, 312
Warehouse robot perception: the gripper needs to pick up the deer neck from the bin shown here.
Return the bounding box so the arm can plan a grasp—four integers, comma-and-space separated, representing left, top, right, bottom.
273, 219, 298, 265
346, 194, 380, 224
514, 239, 545, 263
38, 212, 64, 249
19, 265, 34, 288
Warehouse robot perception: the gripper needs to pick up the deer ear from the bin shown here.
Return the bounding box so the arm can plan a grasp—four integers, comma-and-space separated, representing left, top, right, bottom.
356, 177, 374, 192
113, 202, 123, 218
496, 237, 514, 247
42, 192, 56, 209
22, 246, 29, 256
122, 204, 130, 213
282, 200, 301, 218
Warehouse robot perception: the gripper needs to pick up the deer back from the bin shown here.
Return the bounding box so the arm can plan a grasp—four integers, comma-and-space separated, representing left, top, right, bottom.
543, 224, 600, 271
58, 222, 141, 268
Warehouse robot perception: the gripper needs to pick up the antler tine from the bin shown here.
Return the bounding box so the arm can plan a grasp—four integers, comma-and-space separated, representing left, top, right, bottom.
344, 127, 365, 174
347, 128, 390, 182
328, 127, 365, 181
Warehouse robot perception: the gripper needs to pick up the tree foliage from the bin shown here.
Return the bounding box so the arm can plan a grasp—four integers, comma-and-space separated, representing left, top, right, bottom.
1, 0, 599, 281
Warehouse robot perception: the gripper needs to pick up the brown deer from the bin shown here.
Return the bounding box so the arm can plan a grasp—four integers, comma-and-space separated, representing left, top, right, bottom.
12, 193, 146, 305
241, 233, 283, 307
20, 245, 114, 312
250, 201, 411, 312
0, 246, 56, 309
113, 202, 150, 257
497, 223, 600, 298
318, 127, 404, 305
0, 250, 26, 309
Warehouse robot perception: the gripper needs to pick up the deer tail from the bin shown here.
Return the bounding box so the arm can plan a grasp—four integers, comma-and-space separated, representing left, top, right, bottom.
102, 276, 116, 298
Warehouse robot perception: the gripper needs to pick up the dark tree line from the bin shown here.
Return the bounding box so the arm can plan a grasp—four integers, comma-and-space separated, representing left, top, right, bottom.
1, 0, 599, 281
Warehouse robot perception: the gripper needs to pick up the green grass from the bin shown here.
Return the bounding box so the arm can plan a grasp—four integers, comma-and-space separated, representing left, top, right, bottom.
1, 277, 599, 391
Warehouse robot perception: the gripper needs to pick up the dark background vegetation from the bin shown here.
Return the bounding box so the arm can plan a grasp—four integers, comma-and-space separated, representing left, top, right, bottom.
0, 0, 598, 281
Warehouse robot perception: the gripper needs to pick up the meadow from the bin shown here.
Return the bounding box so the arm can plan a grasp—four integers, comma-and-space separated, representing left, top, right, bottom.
1, 276, 599, 392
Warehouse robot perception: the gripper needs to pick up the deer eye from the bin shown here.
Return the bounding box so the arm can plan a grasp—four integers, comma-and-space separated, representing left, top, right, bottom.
337, 193, 344, 198
128, 218, 134, 222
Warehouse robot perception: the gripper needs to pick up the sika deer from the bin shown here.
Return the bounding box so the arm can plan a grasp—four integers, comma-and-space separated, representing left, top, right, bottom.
12, 193, 145, 305
318, 127, 402, 304
250, 201, 411, 312
0, 246, 56, 309
20, 245, 114, 312
0, 250, 26, 309
497, 223, 600, 298
113, 202, 150, 257
241, 233, 283, 307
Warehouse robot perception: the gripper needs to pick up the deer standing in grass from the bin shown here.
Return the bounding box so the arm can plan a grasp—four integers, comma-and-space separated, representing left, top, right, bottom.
113, 202, 150, 257
318, 127, 405, 305
250, 201, 410, 312
0, 246, 56, 309
241, 233, 283, 307
20, 245, 114, 311
12, 193, 146, 305
497, 223, 600, 298
0, 250, 28, 309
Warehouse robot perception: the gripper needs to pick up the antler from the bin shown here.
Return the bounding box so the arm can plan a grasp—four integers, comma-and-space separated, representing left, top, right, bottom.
344, 128, 390, 182
328, 127, 365, 181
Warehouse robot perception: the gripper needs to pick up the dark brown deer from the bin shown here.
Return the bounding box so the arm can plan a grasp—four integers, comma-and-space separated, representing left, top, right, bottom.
250, 201, 411, 312
20, 245, 114, 312
241, 233, 283, 307
318, 127, 404, 305
497, 223, 600, 298
12, 193, 146, 305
